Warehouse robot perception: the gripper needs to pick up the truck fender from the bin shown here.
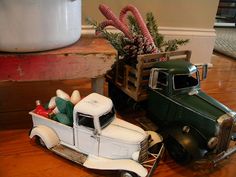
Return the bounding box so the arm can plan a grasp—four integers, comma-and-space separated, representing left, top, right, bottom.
29, 125, 60, 149
146, 131, 163, 148
165, 124, 207, 162
83, 155, 147, 177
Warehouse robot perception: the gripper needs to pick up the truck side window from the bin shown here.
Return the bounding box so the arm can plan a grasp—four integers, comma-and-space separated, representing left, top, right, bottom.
157, 71, 168, 86
77, 113, 94, 129
99, 108, 115, 129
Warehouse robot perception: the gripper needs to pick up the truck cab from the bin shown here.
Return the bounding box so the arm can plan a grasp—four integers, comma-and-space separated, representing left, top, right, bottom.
73, 93, 149, 160
148, 60, 202, 123
148, 59, 236, 163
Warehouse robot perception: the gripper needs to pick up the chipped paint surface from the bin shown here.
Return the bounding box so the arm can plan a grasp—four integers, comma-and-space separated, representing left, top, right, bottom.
0, 54, 115, 81
16, 65, 24, 77
0, 38, 116, 81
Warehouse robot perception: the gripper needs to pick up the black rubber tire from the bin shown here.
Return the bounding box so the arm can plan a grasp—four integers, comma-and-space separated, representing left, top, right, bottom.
35, 136, 46, 147
120, 171, 138, 177
165, 136, 192, 164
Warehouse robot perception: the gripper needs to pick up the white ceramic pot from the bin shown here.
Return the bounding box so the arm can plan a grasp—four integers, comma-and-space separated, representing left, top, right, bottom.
0, 0, 81, 52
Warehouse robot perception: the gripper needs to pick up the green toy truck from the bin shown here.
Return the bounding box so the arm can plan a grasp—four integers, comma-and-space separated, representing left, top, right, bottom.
106, 50, 236, 164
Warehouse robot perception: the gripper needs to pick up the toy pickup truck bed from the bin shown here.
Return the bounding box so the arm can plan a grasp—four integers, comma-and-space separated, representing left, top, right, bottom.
30, 112, 89, 165
30, 112, 74, 146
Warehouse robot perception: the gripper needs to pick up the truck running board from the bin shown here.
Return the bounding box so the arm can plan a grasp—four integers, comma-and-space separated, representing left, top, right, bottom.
51, 144, 88, 165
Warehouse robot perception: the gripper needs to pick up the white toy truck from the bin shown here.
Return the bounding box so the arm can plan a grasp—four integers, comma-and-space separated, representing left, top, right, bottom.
29, 93, 164, 177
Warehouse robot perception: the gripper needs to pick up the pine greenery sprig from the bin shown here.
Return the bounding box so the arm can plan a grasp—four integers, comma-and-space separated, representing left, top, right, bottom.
146, 12, 163, 49
145, 12, 189, 52
127, 15, 141, 35
86, 17, 128, 56
162, 39, 190, 52
86, 12, 189, 56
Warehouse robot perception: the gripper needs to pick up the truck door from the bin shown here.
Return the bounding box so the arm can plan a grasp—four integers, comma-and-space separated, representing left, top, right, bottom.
75, 113, 99, 156
149, 68, 170, 94
148, 69, 172, 123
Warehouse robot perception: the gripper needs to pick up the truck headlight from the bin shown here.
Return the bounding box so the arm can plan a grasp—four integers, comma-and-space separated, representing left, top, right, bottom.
208, 137, 218, 149
228, 111, 236, 132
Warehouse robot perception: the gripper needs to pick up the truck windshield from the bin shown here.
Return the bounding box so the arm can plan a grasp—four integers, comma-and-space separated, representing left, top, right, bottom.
99, 107, 115, 129
174, 72, 199, 90
77, 107, 115, 130
77, 113, 94, 129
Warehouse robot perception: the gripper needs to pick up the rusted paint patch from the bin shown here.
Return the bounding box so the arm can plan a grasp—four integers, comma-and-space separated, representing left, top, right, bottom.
0, 54, 115, 81
0, 37, 116, 81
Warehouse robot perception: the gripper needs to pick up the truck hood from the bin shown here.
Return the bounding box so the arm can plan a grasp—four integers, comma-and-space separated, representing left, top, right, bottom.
173, 90, 233, 121
101, 118, 147, 144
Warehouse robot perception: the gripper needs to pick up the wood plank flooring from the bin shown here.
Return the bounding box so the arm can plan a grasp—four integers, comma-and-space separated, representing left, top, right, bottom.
1, 53, 236, 177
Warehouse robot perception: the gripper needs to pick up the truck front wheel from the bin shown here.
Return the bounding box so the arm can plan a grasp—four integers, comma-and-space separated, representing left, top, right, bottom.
165, 136, 191, 164
35, 136, 46, 147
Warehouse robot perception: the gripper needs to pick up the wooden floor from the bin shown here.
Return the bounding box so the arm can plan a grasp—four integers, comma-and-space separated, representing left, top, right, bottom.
1, 53, 236, 177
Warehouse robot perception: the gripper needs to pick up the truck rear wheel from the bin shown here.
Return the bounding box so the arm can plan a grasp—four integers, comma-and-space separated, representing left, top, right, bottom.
165, 136, 191, 164
120, 171, 138, 177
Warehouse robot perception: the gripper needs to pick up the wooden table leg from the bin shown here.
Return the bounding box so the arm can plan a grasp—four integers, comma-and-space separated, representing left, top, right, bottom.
91, 76, 105, 95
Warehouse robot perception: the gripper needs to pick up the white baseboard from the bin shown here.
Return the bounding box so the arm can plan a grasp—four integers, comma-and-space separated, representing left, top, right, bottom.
82, 25, 216, 64
214, 22, 235, 27
158, 27, 216, 64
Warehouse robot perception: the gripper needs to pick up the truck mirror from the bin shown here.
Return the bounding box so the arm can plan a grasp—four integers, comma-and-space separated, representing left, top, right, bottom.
202, 64, 208, 80
195, 64, 208, 81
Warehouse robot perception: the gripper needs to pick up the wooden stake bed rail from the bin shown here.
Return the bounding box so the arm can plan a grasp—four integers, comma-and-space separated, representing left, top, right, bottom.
106, 50, 191, 102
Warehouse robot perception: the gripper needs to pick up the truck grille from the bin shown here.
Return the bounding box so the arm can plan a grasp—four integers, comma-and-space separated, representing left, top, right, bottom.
216, 115, 234, 153
138, 137, 149, 163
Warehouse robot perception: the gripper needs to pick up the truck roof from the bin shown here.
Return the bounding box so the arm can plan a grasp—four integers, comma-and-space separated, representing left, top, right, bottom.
155, 60, 197, 74
73, 93, 113, 117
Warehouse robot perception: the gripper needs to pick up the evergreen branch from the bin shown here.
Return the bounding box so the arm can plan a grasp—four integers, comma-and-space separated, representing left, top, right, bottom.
101, 31, 127, 55
86, 17, 98, 29
146, 12, 158, 35
154, 34, 164, 49
86, 17, 127, 56
162, 39, 189, 52
127, 15, 141, 35
86, 14, 190, 58
146, 12, 164, 48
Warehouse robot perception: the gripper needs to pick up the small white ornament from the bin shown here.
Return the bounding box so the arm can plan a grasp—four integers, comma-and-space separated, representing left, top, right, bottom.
52, 107, 60, 114
56, 89, 70, 101
48, 96, 56, 109
70, 90, 81, 105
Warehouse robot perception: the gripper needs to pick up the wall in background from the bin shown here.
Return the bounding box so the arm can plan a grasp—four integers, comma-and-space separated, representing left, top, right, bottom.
82, 0, 219, 29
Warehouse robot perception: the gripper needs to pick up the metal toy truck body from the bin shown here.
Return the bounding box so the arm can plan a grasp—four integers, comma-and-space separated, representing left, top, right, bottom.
106, 50, 236, 164
29, 93, 164, 177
